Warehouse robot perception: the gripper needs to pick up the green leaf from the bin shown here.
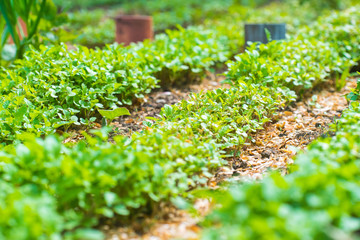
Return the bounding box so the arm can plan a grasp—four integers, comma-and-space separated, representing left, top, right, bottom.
104, 192, 116, 206
14, 105, 27, 121
98, 107, 130, 123
72, 229, 104, 240
114, 205, 130, 216
265, 28, 272, 42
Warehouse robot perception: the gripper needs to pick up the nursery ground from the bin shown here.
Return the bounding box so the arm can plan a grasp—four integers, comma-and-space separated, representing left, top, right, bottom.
103, 79, 357, 240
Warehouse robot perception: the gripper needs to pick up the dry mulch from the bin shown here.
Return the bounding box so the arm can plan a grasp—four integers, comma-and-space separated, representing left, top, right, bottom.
104, 79, 357, 240
212, 80, 356, 184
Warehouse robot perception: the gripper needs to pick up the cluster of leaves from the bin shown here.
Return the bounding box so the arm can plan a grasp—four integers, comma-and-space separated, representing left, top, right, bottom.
0, 179, 63, 240
224, 6, 360, 96
156, 84, 295, 149
226, 39, 352, 95
0, 125, 223, 239
201, 94, 360, 240
347, 78, 360, 102
0, 25, 234, 145
0, 43, 157, 144
1, 3, 360, 240
0, 0, 61, 64
297, 6, 360, 66
64, 9, 116, 48
200, 6, 360, 240
133, 26, 231, 87
284, 0, 359, 11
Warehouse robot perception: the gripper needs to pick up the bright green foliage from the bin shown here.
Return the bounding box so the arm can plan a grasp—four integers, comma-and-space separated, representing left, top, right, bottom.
73, 19, 115, 47
1, 3, 360, 239
133, 26, 231, 87
286, 0, 358, 11
201, 99, 360, 240
0, 0, 58, 62
297, 7, 360, 62
0, 26, 232, 144
65, 10, 115, 47
226, 39, 352, 95
0, 127, 222, 238
0, 43, 157, 144
200, 6, 360, 240
224, 7, 360, 96
0, 180, 63, 240
98, 107, 130, 126
347, 78, 360, 102
157, 84, 295, 149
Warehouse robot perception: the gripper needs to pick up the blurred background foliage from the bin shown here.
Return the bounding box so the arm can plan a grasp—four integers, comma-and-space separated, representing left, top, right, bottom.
1, 0, 359, 65
59, 0, 359, 48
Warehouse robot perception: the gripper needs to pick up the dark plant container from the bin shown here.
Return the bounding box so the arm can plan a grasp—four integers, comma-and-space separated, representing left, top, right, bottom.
114, 15, 153, 46
245, 23, 286, 46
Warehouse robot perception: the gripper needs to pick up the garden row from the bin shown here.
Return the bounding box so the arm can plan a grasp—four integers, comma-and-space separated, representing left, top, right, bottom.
0, 26, 231, 145
201, 80, 360, 240
199, 7, 360, 239
1, 5, 360, 240
0, 0, 342, 145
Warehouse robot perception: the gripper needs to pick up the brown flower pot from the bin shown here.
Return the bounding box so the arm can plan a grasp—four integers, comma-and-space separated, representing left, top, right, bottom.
114, 15, 153, 46
8, 18, 27, 44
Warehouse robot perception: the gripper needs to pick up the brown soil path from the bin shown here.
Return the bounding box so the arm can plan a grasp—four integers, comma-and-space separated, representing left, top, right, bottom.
103, 79, 357, 240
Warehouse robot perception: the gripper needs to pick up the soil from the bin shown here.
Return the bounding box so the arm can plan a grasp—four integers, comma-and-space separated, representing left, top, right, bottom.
102, 79, 357, 240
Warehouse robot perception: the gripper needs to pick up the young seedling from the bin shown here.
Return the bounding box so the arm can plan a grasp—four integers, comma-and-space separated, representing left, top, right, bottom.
98, 107, 130, 127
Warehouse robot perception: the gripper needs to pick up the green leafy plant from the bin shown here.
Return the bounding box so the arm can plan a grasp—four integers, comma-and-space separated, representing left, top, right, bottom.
1, 3, 360, 239
0, 126, 223, 238
157, 83, 295, 150
133, 26, 231, 87
201, 99, 360, 240
199, 6, 360, 239
0, 43, 158, 144
98, 107, 130, 126
0, 0, 57, 62
347, 77, 360, 102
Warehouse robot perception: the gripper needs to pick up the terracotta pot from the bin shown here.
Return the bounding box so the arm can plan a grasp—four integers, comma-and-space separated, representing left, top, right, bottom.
245, 23, 286, 46
114, 15, 153, 46
8, 18, 28, 44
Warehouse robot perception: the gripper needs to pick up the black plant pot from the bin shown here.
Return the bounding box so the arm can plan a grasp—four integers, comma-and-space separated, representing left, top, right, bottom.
245, 23, 286, 46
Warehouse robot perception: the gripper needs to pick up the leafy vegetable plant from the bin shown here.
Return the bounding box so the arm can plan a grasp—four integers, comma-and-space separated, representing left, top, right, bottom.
98, 107, 130, 126
1, 3, 360, 239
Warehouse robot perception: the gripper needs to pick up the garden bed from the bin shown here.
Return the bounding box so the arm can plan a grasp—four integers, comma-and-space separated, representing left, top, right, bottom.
103, 78, 357, 240
0, 1, 360, 240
